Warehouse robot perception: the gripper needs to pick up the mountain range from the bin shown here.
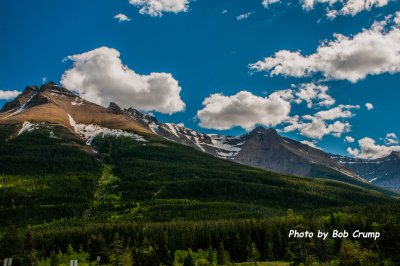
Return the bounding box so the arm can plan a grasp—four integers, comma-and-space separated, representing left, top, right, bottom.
1, 82, 399, 193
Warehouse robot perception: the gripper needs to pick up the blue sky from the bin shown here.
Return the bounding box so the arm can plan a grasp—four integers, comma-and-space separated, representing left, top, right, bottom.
0, 0, 399, 158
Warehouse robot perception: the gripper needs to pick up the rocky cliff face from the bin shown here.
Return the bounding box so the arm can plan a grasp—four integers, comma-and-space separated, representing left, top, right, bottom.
333, 151, 400, 191
124, 110, 359, 181
234, 127, 312, 176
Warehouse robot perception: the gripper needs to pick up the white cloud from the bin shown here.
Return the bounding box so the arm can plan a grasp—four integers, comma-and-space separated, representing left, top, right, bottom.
0, 90, 20, 100
61, 46, 185, 114
114, 13, 131, 22
283, 104, 358, 139
365, 102, 374, 110
344, 136, 355, 143
262, 0, 281, 7
250, 15, 400, 83
313, 104, 359, 120
385, 132, 399, 145
300, 140, 320, 149
236, 12, 254, 20
197, 91, 291, 130
293, 83, 335, 108
394, 11, 400, 25
284, 115, 351, 139
128, 0, 189, 17
221, 9, 228, 14
347, 136, 400, 159
301, 0, 389, 18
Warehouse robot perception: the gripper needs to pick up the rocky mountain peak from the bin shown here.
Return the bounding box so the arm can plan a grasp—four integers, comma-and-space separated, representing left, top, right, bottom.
40, 82, 75, 97
0, 85, 39, 112
108, 102, 124, 115
248, 126, 280, 142
389, 151, 400, 159
124, 107, 158, 125
250, 126, 278, 134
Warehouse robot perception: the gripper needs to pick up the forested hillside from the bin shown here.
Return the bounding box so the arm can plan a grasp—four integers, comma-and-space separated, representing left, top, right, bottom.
0, 128, 399, 265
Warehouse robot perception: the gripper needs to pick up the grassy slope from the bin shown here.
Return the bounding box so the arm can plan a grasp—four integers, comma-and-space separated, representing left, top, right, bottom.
0, 125, 396, 226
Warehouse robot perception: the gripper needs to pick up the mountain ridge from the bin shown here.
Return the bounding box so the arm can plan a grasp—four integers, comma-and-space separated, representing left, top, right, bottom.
1, 83, 398, 192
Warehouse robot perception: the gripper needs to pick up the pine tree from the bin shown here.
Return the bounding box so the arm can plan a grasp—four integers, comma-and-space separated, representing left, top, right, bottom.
22, 228, 37, 266
158, 232, 171, 266
207, 247, 215, 265
216, 242, 227, 265
87, 233, 110, 263
50, 251, 59, 266
121, 248, 134, 266
0, 226, 25, 266
111, 233, 124, 266
249, 243, 261, 262
338, 240, 362, 266
183, 252, 195, 266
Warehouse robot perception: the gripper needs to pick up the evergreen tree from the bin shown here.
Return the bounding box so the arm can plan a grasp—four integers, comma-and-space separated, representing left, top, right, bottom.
111, 233, 124, 266
22, 228, 37, 266
248, 243, 261, 262
121, 248, 134, 266
216, 242, 227, 265
0, 226, 24, 266
183, 252, 195, 266
157, 232, 171, 266
134, 237, 159, 266
207, 247, 215, 265
338, 240, 362, 266
87, 233, 110, 263
50, 251, 59, 266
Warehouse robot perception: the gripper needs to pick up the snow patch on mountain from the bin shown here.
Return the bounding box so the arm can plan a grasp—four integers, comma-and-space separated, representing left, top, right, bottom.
4, 90, 39, 119
207, 135, 244, 159
18, 121, 39, 135
68, 114, 146, 144
71, 97, 85, 106
164, 123, 180, 138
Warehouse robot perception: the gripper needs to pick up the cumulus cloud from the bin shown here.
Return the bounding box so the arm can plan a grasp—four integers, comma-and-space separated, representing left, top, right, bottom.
61, 46, 185, 114
284, 115, 351, 139
344, 136, 355, 143
301, 0, 389, 18
385, 132, 399, 145
236, 12, 254, 20
262, 0, 281, 7
395, 11, 400, 25
250, 14, 400, 83
128, 0, 189, 17
293, 83, 335, 108
365, 102, 374, 110
347, 136, 400, 159
313, 104, 359, 120
195, 83, 358, 139
300, 140, 320, 149
196, 91, 291, 130
0, 90, 20, 100
114, 13, 131, 22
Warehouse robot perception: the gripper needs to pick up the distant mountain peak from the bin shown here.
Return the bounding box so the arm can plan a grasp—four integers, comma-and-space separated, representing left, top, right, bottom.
40, 82, 75, 97
389, 151, 400, 159
108, 102, 124, 115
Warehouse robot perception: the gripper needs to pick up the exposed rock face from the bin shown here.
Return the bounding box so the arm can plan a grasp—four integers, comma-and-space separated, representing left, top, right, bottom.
234, 127, 312, 176
108, 102, 124, 115
1, 86, 38, 112
333, 151, 400, 191
124, 111, 359, 180
0, 83, 153, 142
